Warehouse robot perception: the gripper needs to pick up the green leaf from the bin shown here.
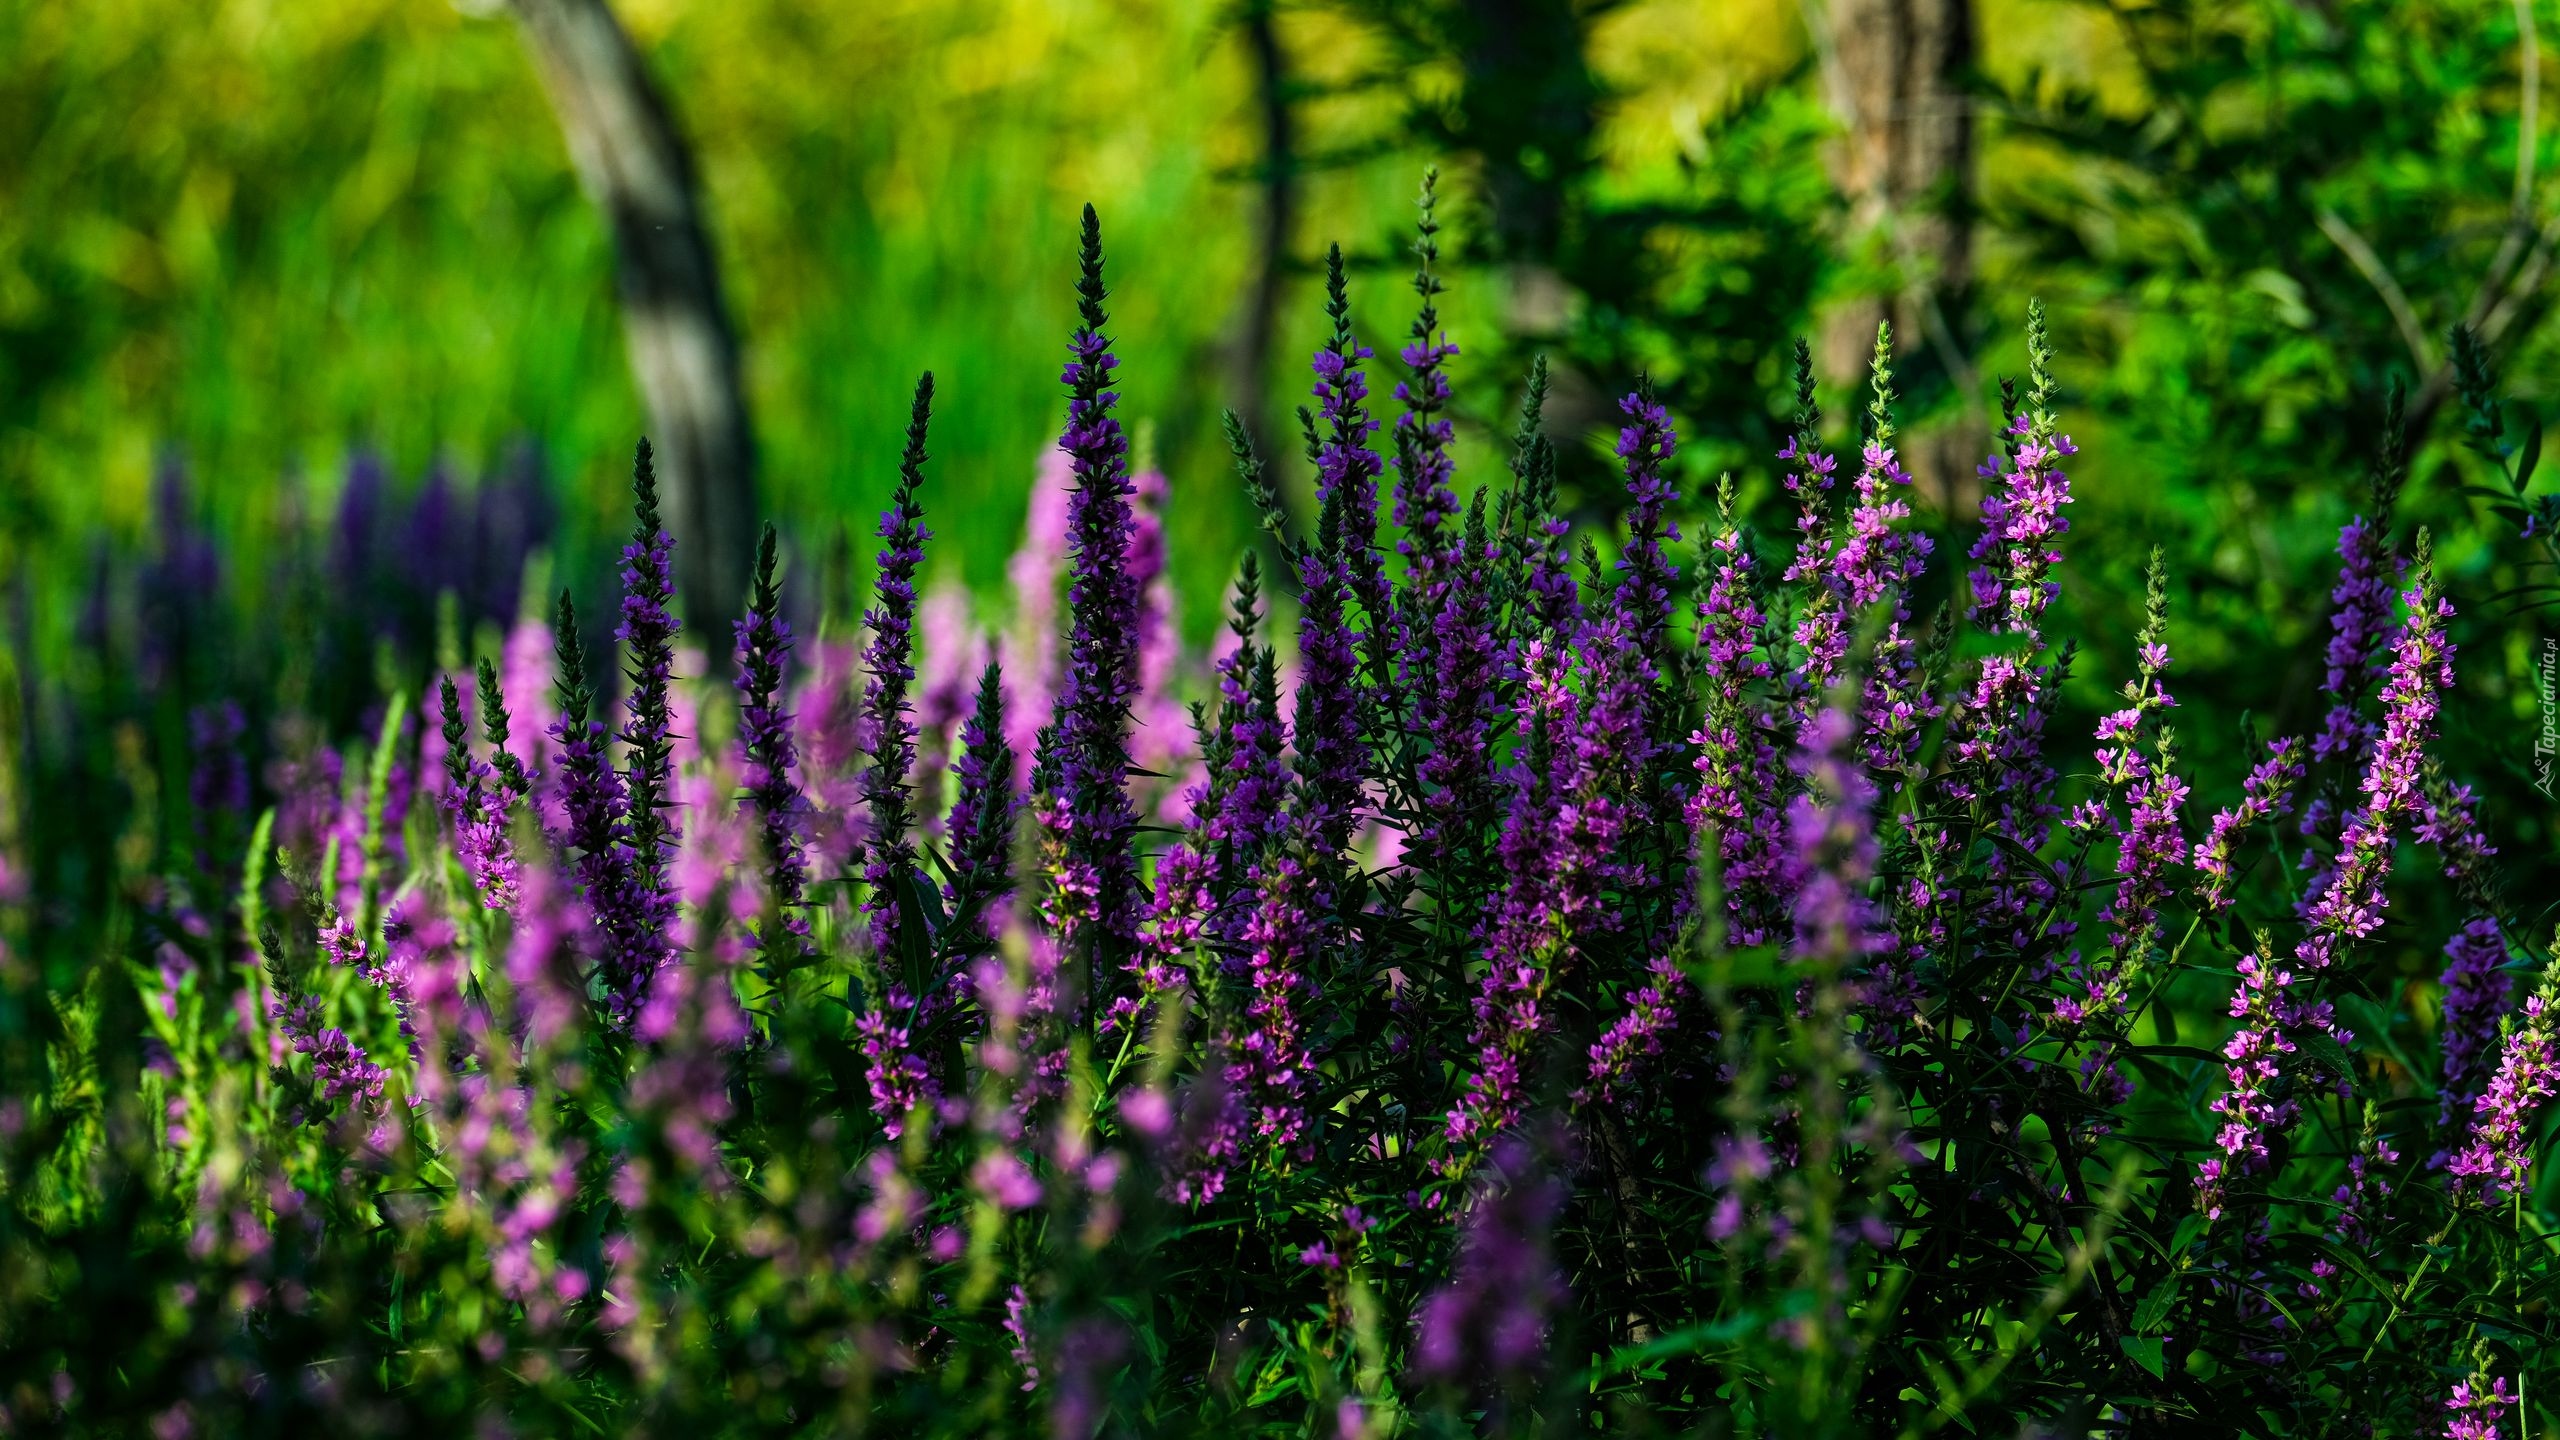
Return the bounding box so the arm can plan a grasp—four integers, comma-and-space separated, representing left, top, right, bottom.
2169, 1212, 2209, 1259
2518, 413, 2544, 488
2297, 1031, 2356, 1085
2119, 1334, 2166, 1379
2133, 1275, 2179, 1334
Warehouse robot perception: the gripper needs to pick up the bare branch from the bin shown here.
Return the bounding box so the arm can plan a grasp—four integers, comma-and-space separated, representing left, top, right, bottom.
2315, 207, 2434, 375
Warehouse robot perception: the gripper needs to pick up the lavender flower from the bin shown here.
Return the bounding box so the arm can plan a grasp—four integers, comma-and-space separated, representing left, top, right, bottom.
2296, 539, 2454, 976
1050, 206, 1146, 985
1688, 478, 1789, 946
2448, 974, 2560, 1203
1611, 381, 1682, 686
1310, 245, 1391, 650
1206, 559, 1290, 887
1230, 848, 1322, 1159
615, 441, 683, 1002
2192, 738, 2306, 912
1448, 618, 1648, 1168
2436, 919, 2512, 1130
1295, 485, 1365, 859
734, 524, 811, 970
1412, 493, 1500, 893
1414, 1131, 1569, 1387
439, 673, 521, 912
547, 590, 637, 1022
1965, 305, 2074, 643
861, 373, 934, 955
2085, 552, 2189, 961
2312, 515, 2401, 765
944, 657, 1020, 925
2205, 538, 2456, 1217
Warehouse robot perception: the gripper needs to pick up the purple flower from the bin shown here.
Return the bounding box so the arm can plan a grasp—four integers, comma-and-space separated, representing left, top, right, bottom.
1291, 258, 1389, 858
1583, 953, 1689, 1106
1127, 465, 1193, 820
861, 374, 935, 955
2081, 555, 2189, 970
2192, 738, 2306, 913
1411, 494, 1502, 889
1004, 1283, 1040, 1391
1390, 172, 1459, 559
1791, 331, 1933, 713
2448, 979, 2560, 1202
2205, 539, 2456, 1218
1233, 849, 1322, 1159
912, 584, 979, 838
187, 700, 249, 827
1785, 708, 1887, 969
264, 944, 389, 1131
546, 590, 638, 1024
2297, 551, 2455, 976
1776, 342, 1845, 706
734, 525, 812, 968
1049, 206, 1146, 986
1414, 1131, 1570, 1386
613, 442, 683, 1008
1294, 505, 1364, 858
1688, 480, 1790, 946
943, 656, 1021, 925
1448, 618, 1648, 1168
2311, 515, 2402, 765
1000, 451, 1074, 772
2417, 777, 2498, 899
1207, 560, 1291, 895
1964, 417, 2076, 643
438, 674, 522, 912
1611, 383, 1682, 678
1839, 338, 1940, 789
2443, 1375, 2515, 1439
1310, 246, 1392, 656
2437, 919, 2512, 1130
2328, 1103, 2400, 1263
971, 1148, 1044, 1211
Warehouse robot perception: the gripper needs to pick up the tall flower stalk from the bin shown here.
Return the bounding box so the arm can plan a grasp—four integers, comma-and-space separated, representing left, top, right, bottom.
735, 523, 811, 974
1050, 206, 1145, 1006
616, 441, 683, 1006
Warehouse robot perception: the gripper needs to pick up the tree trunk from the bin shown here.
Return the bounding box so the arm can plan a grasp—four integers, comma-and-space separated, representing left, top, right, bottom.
507, 0, 753, 633
1809, 0, 1979, 507
1230, 0, 1296, 466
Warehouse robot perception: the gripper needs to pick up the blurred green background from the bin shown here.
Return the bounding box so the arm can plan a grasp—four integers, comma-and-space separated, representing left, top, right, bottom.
3, 0, 2557, 737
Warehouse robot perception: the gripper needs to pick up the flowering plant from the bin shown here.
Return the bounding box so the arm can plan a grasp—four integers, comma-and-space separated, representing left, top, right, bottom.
0, 185, 2553, 1437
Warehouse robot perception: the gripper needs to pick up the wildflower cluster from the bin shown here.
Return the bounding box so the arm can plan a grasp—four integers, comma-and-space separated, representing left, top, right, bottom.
0, 190, 2552, 1438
